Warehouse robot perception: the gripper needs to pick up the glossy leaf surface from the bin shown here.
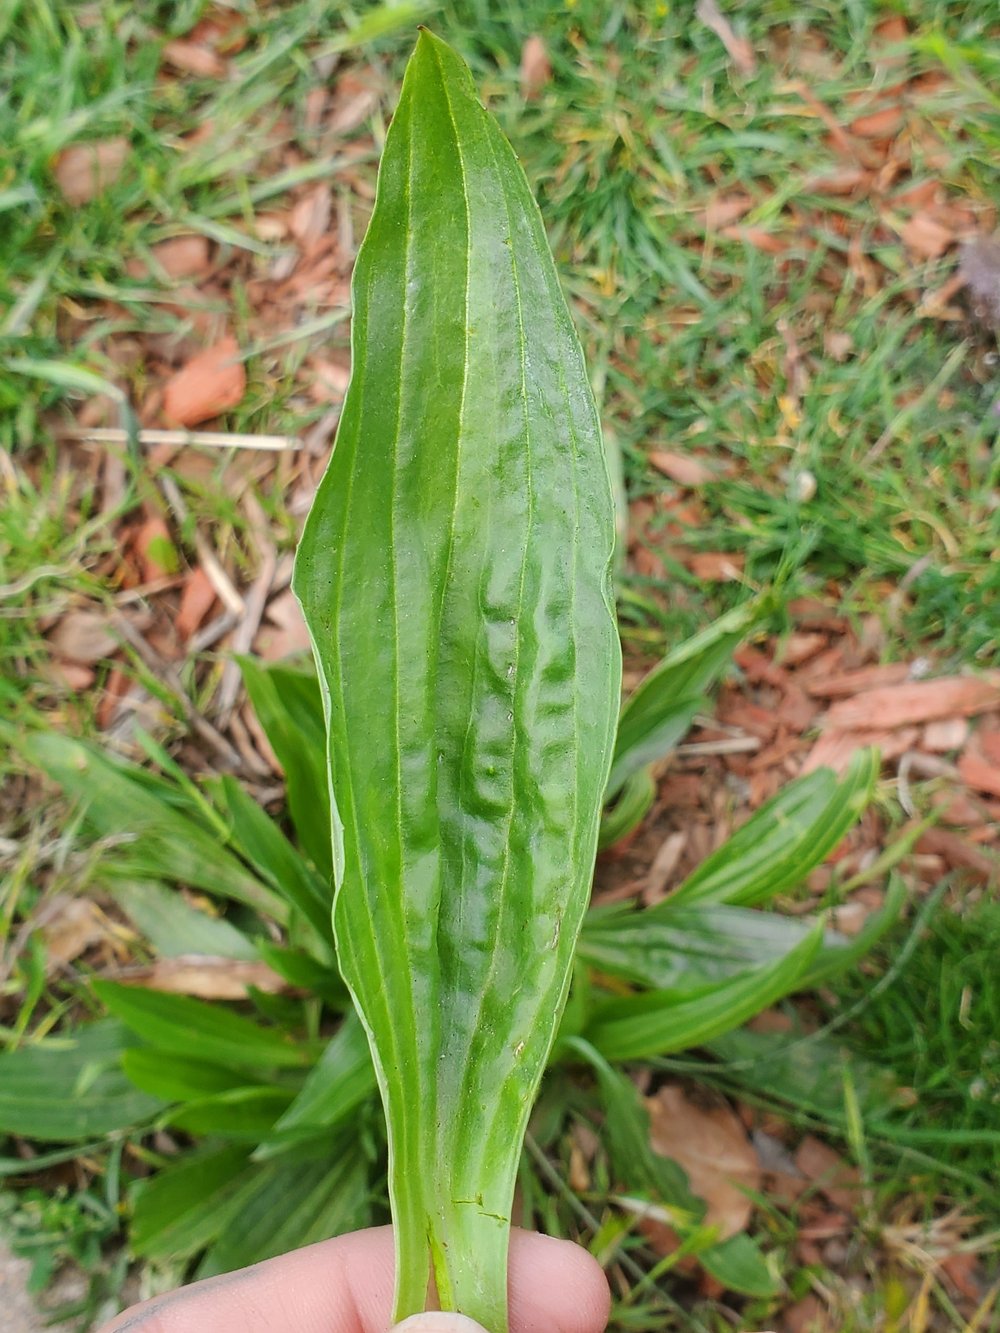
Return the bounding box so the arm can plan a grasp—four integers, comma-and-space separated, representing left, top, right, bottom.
293, 30, 620, 1330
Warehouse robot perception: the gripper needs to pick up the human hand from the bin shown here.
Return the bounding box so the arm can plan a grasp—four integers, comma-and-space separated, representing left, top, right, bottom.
98, 1224, 610, 1333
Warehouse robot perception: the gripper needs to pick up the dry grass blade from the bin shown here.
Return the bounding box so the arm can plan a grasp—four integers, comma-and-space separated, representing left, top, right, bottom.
695, 0, 756, 74
111, 611, 243, 770
61, 427, 302, 452
159, 474, 244, 617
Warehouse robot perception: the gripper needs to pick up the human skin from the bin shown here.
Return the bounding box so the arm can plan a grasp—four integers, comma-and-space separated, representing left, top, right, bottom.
98, 1226, 611, 1333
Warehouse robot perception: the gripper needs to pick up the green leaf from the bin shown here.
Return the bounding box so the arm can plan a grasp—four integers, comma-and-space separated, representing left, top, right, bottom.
255, 941, 350, 1007
121, 1049, 258, 1103
700, 1233, 780, 1298
93, 982, 315, 1071
22, 732, 285, 922
211, 773, 333, 953
579, 877, 904, 996
586, 924, 824, 1061
598, 765, 656, 849
608, 599, 764, 798
238, 658, 331, 878
0, 1021, 163, 1140
109, 879, 257, 961
666, 749, 878, 909
580, 903, 819, 994
257, 1012, 377, 1158
2, 356, 125, 401
166, 1087, 295, 1140
130, 1143, 254, 1261
292, 31, 620, 1330
196, 1151, 371, 1277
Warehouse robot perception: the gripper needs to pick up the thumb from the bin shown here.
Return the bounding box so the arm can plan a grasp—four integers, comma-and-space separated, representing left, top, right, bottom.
393, 1318, 488, 1333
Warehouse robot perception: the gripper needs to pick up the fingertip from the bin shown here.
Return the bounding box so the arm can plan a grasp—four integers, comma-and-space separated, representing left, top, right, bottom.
508, 1229, 610, 1333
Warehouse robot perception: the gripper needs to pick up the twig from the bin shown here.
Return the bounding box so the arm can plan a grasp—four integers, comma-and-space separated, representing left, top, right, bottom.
60, 426, 301, 452
114, 576, 185, 604
675, 736, 760, 757
158, 474, 245, 617
228, 710, 275, 779
111, 612, 244, 771
214, 496, 278, 723
188, 610, 240, 654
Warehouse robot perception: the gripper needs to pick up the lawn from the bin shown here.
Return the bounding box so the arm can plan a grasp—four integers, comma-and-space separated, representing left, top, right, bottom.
1, 1, 998, 1329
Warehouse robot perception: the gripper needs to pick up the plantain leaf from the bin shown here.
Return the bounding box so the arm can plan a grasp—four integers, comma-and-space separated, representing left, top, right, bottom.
238, 658, 332, 878
130, 1143, 254, 1261
598, 764, 656, 849
256, 1011, 377, 1159
196, 1149, 371, 1278
121, 1049, 259, 1103
293, 30, 620, 1331
210, 772, 334, 954
22, 732, 286, 922
0, 1021, 164, 1140
586, 924, 823, 1061
165, 1087, 295, 1139
665, 749, 878, 909
579, 876, 904, 996
94, 981, 316, 1071
607, 598, 765, 799
108, 879, 258, 961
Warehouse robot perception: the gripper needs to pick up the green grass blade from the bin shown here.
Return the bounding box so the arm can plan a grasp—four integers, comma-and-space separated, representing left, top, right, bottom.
293, 30, 620, 1330
22, 732, 287, 923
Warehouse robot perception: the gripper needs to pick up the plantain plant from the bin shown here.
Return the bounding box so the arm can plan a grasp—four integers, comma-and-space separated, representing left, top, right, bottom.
291, 30, 620, 1330
0, 28, 907, 1333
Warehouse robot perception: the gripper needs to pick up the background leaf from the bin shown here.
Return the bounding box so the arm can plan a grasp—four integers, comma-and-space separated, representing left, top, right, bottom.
665, 749, 878, 909
94, 981, 315, 1071
0, 1022, 163, 1140
607, 599, 765, 798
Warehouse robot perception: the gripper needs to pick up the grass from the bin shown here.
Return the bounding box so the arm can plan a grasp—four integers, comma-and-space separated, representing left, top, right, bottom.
435, 0, 1000, 659
1, 0, 999, 1328
830, 892, 1000, 1213
3, 0, 998, 660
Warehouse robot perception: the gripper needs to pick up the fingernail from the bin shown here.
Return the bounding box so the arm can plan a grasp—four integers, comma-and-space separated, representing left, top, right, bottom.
391, 1315, 489, 1333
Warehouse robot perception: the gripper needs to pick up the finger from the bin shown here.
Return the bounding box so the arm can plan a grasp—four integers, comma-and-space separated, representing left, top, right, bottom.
98, 1226, 610, 1333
